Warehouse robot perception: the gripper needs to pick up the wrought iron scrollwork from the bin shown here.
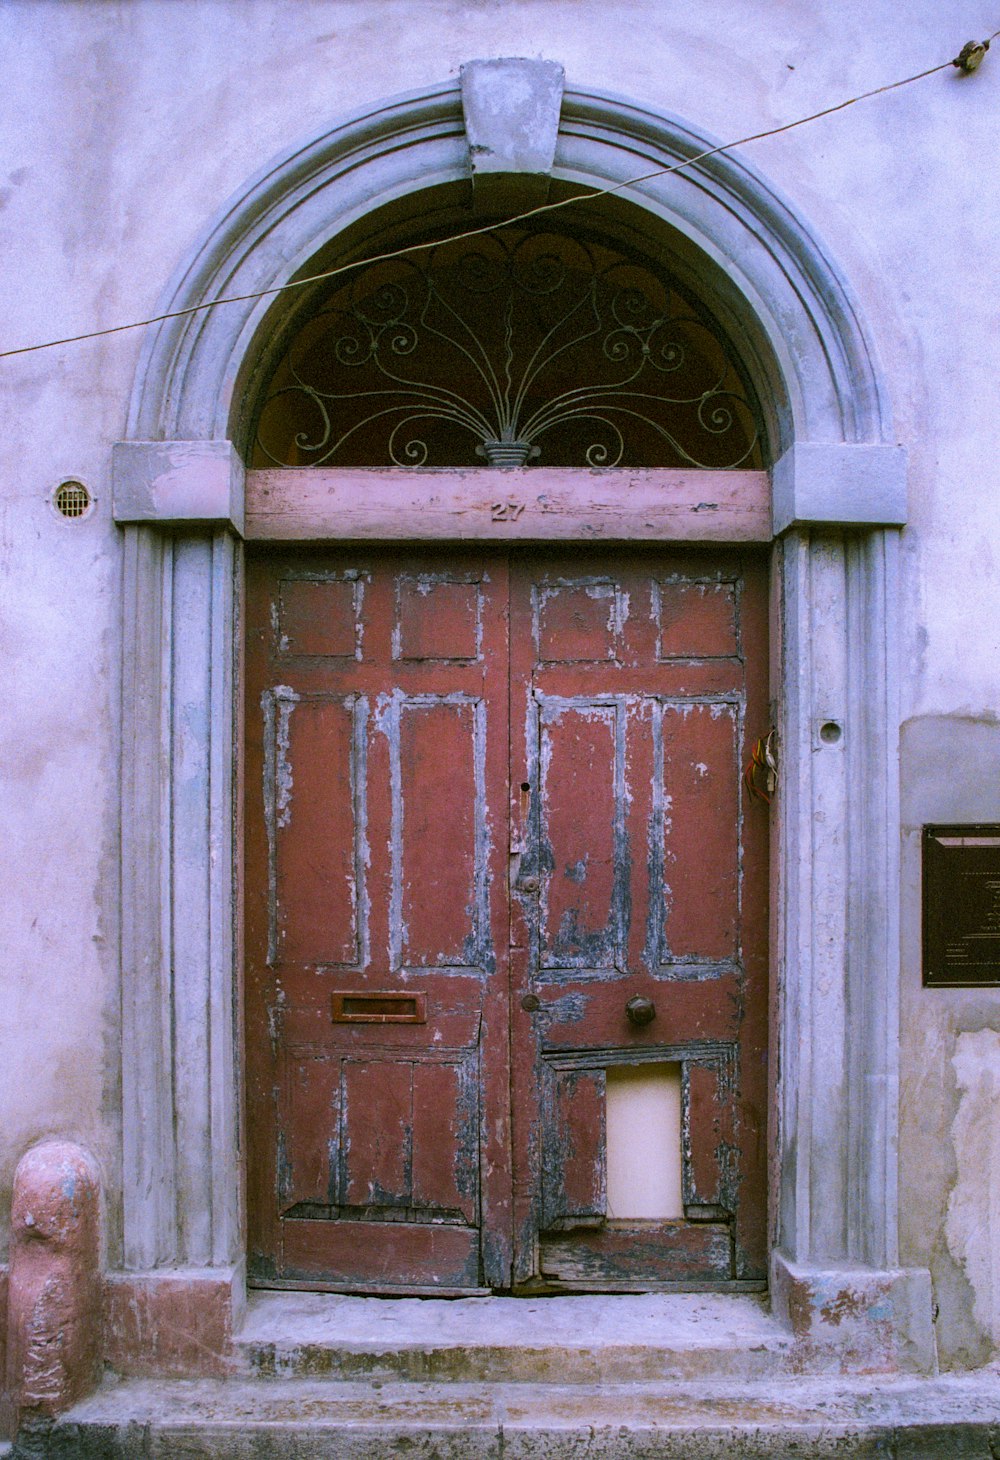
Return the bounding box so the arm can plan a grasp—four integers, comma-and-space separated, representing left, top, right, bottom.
253, 228, 762, 470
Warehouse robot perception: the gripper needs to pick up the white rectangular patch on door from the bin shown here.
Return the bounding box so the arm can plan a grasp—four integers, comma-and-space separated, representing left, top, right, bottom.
605, 1063, 683, 1219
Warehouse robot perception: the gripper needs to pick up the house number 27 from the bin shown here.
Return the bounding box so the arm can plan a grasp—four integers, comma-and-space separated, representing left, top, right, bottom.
491, 501, 526, 523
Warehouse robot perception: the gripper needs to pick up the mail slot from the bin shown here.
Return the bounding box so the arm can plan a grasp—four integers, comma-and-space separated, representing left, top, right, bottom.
331, 991, 427, 1024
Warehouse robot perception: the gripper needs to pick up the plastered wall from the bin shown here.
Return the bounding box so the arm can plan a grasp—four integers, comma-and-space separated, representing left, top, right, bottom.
899, 719, 1000, 1366
2, 0, 999, 1366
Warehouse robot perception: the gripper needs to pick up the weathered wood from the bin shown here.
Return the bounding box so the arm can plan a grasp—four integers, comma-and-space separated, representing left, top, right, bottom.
510, 548, 769, 1288
533, 977, 742, 1049
683, 1058, 738, 1217
246, 468, 770, 542
282, 1220, 481, 1288
246, 544, 769, 1293
539, 1222, 732, 1285
245, 549, 512, 1291
541, 1066, 606, 1230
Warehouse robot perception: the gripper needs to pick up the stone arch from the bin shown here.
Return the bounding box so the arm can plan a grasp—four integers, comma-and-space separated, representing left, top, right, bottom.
113, 64, 929, 1369
126, 77, 888, 455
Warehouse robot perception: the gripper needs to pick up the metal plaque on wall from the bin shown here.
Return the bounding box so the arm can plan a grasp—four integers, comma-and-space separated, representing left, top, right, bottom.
923, 824, 1000, 987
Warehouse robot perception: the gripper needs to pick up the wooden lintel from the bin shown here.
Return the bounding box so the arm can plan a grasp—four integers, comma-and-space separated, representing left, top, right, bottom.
245, 467, 771, 543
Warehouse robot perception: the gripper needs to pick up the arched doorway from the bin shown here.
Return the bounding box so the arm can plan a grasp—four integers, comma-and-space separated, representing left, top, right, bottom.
240, 209, 771, 1292
112, 62, 925, 1360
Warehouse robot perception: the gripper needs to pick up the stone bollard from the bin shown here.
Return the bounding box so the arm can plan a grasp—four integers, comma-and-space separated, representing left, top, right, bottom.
6, 1142, 101, 1436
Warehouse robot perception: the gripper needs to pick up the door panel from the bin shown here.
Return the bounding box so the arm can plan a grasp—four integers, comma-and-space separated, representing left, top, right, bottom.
245, 550, 510, 1291
541, 1065, 607, 1230
395, 695, 485, 966
264, 690, 363, 967
508, 550, 768, 1289
659, 700, 740, 962
246, 544, 768, 1293
538, 700, 624, 970
538, 1222, 733, 1287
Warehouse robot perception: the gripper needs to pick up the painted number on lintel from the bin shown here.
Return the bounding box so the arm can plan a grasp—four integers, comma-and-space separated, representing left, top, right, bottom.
491, 501, 526, 523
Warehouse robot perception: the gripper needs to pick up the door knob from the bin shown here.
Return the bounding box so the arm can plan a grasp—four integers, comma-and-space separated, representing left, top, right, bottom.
625, 995, 656, 1027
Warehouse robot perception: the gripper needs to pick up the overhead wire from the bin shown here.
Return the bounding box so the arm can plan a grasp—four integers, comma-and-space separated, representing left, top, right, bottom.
1, 31, 996, 364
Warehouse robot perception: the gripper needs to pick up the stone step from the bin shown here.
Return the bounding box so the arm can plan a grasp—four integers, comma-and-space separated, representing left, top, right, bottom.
234, 1290, 796, 1383
34, 1373, 1000, 1459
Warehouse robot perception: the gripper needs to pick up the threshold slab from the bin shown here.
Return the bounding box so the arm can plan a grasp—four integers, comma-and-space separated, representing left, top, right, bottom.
235, 1290, 794, 1382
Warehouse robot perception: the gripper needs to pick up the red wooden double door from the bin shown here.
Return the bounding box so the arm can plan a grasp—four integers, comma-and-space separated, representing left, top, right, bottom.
245, 545, 768, 1293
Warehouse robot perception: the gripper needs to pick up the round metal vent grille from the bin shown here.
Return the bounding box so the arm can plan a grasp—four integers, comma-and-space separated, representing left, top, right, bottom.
53, 480, 92, 519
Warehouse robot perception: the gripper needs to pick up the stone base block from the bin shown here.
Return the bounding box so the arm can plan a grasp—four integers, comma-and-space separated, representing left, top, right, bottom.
103, 1267, 245, 1379
770, 1250, 936, 1375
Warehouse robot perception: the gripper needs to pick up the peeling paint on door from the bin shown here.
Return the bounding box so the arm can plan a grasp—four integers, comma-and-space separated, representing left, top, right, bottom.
245, 546, 768, 1293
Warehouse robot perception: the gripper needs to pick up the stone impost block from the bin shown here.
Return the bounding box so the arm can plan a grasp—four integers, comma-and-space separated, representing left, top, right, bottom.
772, 442, 907, 533
6, 1142, 102, 1426
770, 1250, 935, 1375
460, 58, 564, 202
112, 440, 245, 533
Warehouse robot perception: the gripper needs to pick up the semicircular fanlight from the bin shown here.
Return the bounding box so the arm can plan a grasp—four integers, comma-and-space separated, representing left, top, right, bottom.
252, 226, 763, 471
